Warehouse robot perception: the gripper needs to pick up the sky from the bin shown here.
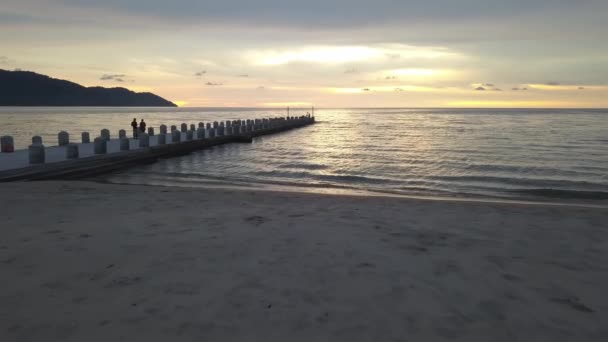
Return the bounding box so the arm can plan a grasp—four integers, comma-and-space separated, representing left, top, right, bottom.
1, 0, 608, 108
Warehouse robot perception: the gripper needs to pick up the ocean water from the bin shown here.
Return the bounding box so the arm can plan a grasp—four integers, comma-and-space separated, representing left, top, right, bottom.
1, 107, 607, 202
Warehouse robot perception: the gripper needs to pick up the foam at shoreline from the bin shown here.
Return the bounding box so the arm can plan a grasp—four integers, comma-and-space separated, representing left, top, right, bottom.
98, 175, 608, 209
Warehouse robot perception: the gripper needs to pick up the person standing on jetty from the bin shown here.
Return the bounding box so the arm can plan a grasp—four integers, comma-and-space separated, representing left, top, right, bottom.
131, 118, 138, 138
140, 119, 147, 133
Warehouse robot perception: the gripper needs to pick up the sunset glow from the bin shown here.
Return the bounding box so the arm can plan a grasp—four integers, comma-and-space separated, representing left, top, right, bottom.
1, 0, 606, 107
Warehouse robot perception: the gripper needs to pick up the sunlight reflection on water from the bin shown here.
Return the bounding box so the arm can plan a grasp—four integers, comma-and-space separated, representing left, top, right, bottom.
1, 107, 607, 201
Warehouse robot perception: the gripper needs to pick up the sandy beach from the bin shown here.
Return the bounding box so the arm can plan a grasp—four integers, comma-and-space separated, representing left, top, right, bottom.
1, 181, 607, 341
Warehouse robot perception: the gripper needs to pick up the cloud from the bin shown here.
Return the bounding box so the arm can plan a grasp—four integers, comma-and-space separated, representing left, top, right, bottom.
362, 88, 371, 92
578, 86, 585, 90
256, 86, 265, 90
4, 2, 606, 108
0, 56, 8, 64
476, 83, 501, 91
394, 88, 403, 92
385, 76, 397, 80
52, 1, 608, 35
100, 74, 127, 82
512, 87, 528, 91
546, 82, 560, 86
250, 45, 460, 66
237, 74, 249, 77
206, 82, 223, 86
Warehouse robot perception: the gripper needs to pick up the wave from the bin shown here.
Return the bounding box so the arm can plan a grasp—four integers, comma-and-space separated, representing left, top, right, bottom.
509, 189, 608, 200
107, 170, 608, 202
428, 175, 608, 190
276, 162, 329, 171
462, 163, 605, 177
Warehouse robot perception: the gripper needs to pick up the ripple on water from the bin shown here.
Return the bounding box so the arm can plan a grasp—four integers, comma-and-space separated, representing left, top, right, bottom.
2, 107, 606, 202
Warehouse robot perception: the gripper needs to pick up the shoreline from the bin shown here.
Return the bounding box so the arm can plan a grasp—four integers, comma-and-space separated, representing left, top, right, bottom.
2, 180, 607, 341
98, 177, 608, 209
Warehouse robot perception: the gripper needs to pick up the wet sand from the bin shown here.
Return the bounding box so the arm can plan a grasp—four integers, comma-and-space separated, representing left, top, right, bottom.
1, 181, 607, 341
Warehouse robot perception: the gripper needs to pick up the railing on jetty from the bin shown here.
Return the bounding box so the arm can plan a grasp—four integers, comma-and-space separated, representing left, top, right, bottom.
0, 114, 315, 181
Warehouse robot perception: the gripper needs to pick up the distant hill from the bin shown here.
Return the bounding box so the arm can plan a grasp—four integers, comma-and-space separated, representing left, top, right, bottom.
0, 69, 177, 107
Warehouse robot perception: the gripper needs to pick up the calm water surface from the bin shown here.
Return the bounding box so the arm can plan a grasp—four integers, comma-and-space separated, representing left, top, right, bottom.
1, 107, 607, 202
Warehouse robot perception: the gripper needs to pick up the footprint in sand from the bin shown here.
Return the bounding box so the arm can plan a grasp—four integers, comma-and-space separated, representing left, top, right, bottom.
105, 276, 142, 288
433, 260, 462, 276
164, 282, 200, 295
502, 273, 522, 282
550, 296, 594, 313
401, 244, 429, 253
245, 216, 267, 226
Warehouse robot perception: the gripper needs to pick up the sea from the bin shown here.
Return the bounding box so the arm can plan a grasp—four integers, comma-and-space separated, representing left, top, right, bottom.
1, 107, 607, 203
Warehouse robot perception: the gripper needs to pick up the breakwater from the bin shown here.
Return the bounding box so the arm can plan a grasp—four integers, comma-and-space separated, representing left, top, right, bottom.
0, 115, 314, 181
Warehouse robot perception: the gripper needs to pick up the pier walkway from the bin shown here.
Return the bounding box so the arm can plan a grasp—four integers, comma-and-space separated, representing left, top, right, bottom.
0, 115, 314, 181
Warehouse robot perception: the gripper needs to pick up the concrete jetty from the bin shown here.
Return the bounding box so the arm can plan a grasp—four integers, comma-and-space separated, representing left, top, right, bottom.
0, 114, 315, 181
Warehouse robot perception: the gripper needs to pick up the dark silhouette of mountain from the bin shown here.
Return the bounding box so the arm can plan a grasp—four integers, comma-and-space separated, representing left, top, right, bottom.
0, 69, 177, 107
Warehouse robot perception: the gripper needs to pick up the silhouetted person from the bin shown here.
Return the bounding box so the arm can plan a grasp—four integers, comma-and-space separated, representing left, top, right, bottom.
131, 118, 138, 138
140, 119, 147, 133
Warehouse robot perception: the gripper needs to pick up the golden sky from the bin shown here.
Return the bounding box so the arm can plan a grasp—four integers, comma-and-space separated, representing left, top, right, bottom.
1, 0, 607, 107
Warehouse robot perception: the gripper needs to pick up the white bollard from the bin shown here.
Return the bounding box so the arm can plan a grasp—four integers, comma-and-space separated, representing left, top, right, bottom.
120, 137, 130, 151
66, 143, 79, 159
139, 133, 150, 147
171, 130, 181, 143
28, 144, 45, 164
1, 135, 14, 152
100, 129, 110, 141
58, 131, 69, 146
157, 134, 166, 145
94, 137, 107, 154
197, 128, 206, 139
